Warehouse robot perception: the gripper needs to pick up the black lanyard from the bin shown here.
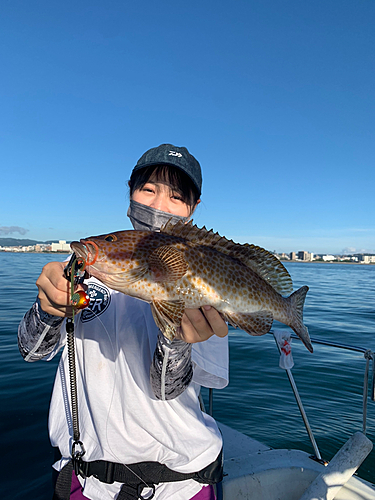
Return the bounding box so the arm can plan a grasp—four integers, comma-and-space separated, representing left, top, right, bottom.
63, 254, 89, 466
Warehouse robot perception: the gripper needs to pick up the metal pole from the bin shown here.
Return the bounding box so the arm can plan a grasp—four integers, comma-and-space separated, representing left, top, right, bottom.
209, 388, 214, 417
273, 335, 322, 461
363, 353, 371, 435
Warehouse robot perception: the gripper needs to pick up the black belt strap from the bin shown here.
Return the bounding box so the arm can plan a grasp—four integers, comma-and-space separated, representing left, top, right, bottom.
53, 450, 223, 500
52, 461, 73, 500
77, 458, 219, 484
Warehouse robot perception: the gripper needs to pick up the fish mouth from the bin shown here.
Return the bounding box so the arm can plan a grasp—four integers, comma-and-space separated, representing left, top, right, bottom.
70, 240, 99, 268
82, 239, 99, 265
70, 240, 118, 281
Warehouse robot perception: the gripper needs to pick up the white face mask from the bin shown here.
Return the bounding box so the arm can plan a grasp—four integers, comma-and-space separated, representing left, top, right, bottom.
127, 199, 190, 232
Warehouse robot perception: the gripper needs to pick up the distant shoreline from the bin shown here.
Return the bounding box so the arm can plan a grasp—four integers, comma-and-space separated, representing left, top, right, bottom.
0, 250, 71, 254
2, 250, 374, 266
284, 259, 375, 266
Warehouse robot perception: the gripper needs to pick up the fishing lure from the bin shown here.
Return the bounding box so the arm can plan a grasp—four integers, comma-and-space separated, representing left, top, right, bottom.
64, 254, 89, 312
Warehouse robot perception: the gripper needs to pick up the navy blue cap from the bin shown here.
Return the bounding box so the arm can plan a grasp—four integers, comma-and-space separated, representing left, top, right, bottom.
132, 144, 202, 195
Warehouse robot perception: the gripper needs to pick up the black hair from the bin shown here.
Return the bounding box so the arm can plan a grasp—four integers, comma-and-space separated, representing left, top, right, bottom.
129, 164, 200, 210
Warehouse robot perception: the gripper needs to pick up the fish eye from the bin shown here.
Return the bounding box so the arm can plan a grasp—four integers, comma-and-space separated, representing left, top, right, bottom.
104, 234, 117, 242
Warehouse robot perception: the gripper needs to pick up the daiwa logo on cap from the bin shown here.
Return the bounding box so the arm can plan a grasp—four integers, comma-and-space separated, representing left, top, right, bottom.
81, 282, 111, 322
168, 151, 182, 157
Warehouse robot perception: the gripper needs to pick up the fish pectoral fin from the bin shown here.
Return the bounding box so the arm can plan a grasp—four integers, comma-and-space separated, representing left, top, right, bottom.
148, 245, 188, 283
151, 299, 186, 340
223, 310, 274, 336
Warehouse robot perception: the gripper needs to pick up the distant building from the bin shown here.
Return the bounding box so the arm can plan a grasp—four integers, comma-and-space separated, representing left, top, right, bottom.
51, 240, 71, 252
290, 252, 296, 261
298, 251, 313, 261
359, 255, 375, 264
322, 255, 336, 262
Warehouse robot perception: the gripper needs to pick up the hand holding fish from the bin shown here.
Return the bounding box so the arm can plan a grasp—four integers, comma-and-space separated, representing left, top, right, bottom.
177, 306, 228, 343
36, 261, 85, 317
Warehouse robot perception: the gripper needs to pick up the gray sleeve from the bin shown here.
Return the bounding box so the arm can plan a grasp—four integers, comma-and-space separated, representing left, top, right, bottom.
18, 298, 64, 362
150, 332, 193, 400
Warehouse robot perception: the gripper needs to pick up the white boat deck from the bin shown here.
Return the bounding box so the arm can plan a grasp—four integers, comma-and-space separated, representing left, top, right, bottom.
218, 421, 271, 458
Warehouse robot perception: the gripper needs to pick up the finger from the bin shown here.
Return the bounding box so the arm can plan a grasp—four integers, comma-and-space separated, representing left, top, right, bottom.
39, 293, 75, 317
200, 306, 228, 338
42, 262, 68, 290
36, 272, 69, 303
181, 309, 215, 343
37, 283, 74, 317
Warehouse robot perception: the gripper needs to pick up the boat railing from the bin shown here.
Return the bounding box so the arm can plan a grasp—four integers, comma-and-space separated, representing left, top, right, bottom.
288, 333, 375, 432
202, 332, 375, 463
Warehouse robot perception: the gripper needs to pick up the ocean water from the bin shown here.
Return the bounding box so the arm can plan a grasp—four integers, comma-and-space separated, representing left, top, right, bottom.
0, 253, 374, 499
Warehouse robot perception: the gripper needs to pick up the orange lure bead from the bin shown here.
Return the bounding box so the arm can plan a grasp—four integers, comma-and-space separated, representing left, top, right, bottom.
71, 290, 90, 309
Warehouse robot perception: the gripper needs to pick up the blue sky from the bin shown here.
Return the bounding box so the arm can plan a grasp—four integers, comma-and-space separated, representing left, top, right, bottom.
1, 0, 374, 254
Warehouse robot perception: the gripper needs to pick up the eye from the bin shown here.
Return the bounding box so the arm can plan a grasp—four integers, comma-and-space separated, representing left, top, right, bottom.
171, 191, 184, 201
104, 234, 117, 242
141, 184, 155, 193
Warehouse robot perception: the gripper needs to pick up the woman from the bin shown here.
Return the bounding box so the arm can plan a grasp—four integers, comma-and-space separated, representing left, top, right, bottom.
18, 144, 229, 500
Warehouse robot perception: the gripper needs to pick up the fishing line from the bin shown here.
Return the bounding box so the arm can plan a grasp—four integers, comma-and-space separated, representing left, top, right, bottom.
84, 278, 153, 490
67, 258, 118, 458
68, 257, 152, 491
95, 301, 153, 491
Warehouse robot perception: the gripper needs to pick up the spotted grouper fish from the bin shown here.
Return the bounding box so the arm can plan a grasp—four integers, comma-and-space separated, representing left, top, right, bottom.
71, 220, 313, 352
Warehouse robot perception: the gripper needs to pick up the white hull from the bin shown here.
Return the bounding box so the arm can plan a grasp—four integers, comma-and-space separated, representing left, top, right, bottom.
219, 422, 375, 500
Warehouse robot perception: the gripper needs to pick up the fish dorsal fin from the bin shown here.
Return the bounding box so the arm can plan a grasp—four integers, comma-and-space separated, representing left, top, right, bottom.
228, 243, 293, 296
161, 219, 226, 247
161, 220, 293, 296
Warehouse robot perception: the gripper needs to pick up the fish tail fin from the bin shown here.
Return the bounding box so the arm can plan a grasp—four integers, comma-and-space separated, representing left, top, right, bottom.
288, 285, 313, 353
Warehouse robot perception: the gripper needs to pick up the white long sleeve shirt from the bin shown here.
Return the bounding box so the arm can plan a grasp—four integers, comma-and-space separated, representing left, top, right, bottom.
19, 277, 229, 500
